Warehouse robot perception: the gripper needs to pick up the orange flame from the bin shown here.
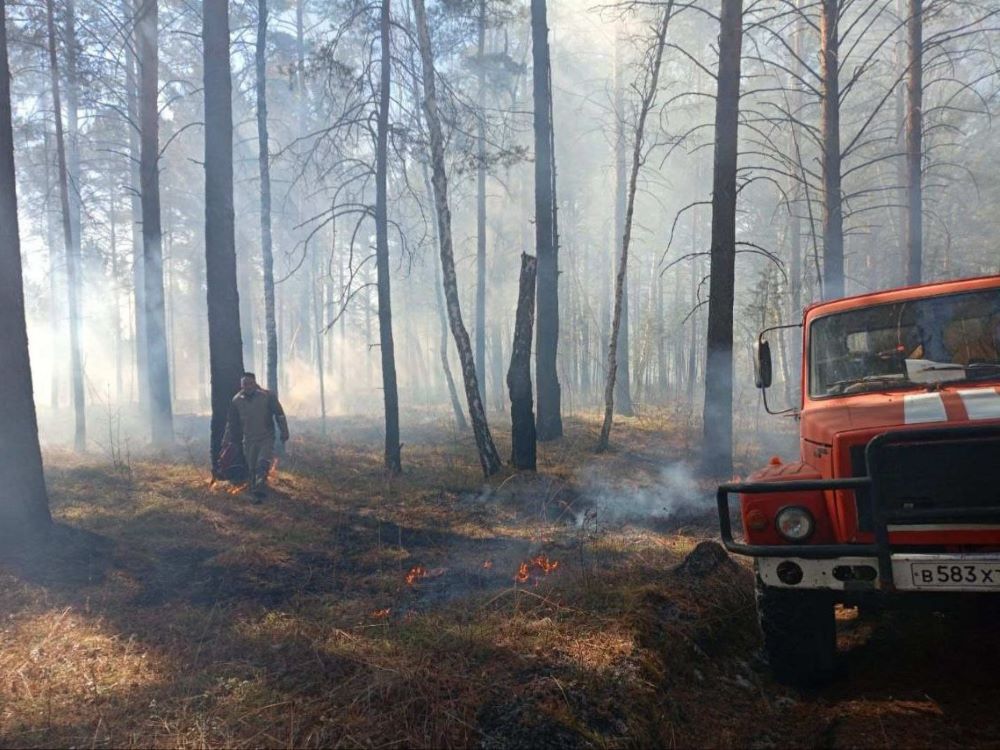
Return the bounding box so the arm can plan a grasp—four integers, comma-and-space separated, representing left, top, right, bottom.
532, 555, 559, 574
370, 608, 391, 619
405, 566, 427, 585
514, 561, 530, 583
513, 555, 559, 583
268, 458, 279, 481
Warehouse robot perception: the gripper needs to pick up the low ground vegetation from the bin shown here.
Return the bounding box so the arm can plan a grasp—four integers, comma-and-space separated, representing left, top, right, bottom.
1, 413, 999, 748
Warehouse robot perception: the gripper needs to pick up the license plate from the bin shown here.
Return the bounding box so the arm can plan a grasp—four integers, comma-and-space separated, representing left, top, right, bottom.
910, 561, 1000, 589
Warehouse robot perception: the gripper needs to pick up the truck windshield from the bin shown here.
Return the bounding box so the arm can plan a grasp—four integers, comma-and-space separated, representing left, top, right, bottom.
809, 287, 1000, 397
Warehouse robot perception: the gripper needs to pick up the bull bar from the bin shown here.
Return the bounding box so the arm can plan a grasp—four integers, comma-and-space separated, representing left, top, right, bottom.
717, 424, 1000, 589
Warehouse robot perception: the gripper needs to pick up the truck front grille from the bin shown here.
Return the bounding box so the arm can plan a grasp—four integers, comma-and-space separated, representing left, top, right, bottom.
849, 434, 1000, 531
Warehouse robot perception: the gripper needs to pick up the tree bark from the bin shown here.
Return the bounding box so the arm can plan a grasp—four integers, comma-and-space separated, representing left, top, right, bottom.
597, 2, 673, 452
257, 0, 279, 396
413, 0, 502, 476
475, 0, 487, 405
124, 0, 147, 408
508, 254, 537, 470
700, 0, 743, 478
45, 0, 85, 452
788, 0, 804, 391
203, 0, 245, 475
905, 0, 922, 285
43, 130, 61, 409
138, 0, 173, 445
417, 147, 467, 431
0, 0, 52, 540
613, 31, 634, 417
820, 0, 844, 299
531, 0, 562, 441
376, 0, 402, 473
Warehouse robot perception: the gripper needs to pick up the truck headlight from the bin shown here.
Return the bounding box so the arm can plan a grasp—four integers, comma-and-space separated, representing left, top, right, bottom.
775, 506, 815, 541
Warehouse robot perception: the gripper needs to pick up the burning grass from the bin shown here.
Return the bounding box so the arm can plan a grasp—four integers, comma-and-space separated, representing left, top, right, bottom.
5, 411, 999, 747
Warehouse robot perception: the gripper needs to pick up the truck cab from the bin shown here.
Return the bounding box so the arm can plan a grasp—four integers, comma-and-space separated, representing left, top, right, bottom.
718, 274, 1000, 685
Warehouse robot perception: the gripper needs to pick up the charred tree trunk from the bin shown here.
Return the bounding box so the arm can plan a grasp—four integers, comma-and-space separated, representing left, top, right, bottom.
820, 0, 844, 299
597, 2, 673, 453
700, 0, 742, 478
905, 0, 922, 285
613, 31, 634, 417
45, 0, 85, 452
376, 0, 402, 473
203, 0, 245, 475
0, 0, 51, 539
257, 0, 279, 395
413, 0, 502, 476
508, 253, 537, 470
138, 0, 173, 445
531, 0, 562, 441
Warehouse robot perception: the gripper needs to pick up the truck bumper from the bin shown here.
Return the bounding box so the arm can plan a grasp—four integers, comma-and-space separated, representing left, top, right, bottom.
757, 553, 1000, 592
718, 424, 1000, 591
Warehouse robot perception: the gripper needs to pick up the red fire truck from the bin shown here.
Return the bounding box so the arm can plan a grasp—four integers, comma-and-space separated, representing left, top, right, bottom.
718, 274, 1000, 685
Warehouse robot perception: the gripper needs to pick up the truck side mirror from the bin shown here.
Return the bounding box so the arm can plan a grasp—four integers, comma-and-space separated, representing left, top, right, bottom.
755, 339, 773, 389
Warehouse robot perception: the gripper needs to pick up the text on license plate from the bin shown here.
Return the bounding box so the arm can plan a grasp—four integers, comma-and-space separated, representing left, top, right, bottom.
910, 562, 1000, 588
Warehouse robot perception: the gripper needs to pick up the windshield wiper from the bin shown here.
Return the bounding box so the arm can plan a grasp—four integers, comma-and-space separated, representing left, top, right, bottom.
827, 374, 913, 394
956, 363, 1000, 382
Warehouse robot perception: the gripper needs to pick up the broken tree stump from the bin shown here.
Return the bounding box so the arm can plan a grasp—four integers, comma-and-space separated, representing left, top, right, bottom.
508, 253, 537, 470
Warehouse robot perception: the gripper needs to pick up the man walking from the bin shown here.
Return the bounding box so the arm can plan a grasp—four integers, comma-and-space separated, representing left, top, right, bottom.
225, 372, 289, 498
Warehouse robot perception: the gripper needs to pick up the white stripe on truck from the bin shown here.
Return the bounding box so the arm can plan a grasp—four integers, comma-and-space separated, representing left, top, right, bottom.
903, 392, 947, 423
957, 389, 1000, 420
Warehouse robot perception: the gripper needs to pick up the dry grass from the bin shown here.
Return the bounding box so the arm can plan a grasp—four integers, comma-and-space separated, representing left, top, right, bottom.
3, 411, 1000, 748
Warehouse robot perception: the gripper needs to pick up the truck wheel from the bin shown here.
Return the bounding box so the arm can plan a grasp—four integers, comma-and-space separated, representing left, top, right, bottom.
756, 577, 836, 687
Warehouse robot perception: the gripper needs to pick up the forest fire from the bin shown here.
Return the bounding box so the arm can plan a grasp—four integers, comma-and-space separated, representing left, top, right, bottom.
370, 608, 391, 619
514, 562, 530, 583
405, 566, 427, 585
513, 555, 560, 584
268, 458, 279, 481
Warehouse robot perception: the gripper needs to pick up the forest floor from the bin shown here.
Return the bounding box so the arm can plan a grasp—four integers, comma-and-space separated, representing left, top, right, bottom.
2, 410, 1000, 748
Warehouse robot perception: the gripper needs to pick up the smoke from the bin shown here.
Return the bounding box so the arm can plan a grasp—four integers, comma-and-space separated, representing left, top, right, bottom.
575, 460, 710, 527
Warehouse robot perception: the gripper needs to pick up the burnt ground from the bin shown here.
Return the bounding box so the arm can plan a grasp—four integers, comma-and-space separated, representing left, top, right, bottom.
2, 410, 1000, 748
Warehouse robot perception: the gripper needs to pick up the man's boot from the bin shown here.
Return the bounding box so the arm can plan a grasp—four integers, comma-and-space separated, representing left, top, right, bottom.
253, 460, 269, 499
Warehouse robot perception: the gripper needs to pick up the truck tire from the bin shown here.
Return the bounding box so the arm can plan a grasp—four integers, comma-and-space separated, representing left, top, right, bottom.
756, 577, 836, 687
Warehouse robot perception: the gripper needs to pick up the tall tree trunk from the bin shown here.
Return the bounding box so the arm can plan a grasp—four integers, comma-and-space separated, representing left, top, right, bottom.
700, 0, 743, 478
531, 0, 562, 441
203, 0, 245, 475
413, 0, 502, 476
108, 171, 124, 401
43, 130, 61, 409
125, 0, 147, 408
312, 249, 327, 434
0, 0, 51, 539
414, 130, 467, 430
788, 0, 804, 389
376, 0, 401, 473
257, 0, 279, 395
597, 2, 673, 452
475, 0, 487, 404
905, 0, 922, 285
613, 31, 634, 417
509, 254, 537, 470
138, 0, 173, 445
45, 0, 85, 452
820, 0, 844, 299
